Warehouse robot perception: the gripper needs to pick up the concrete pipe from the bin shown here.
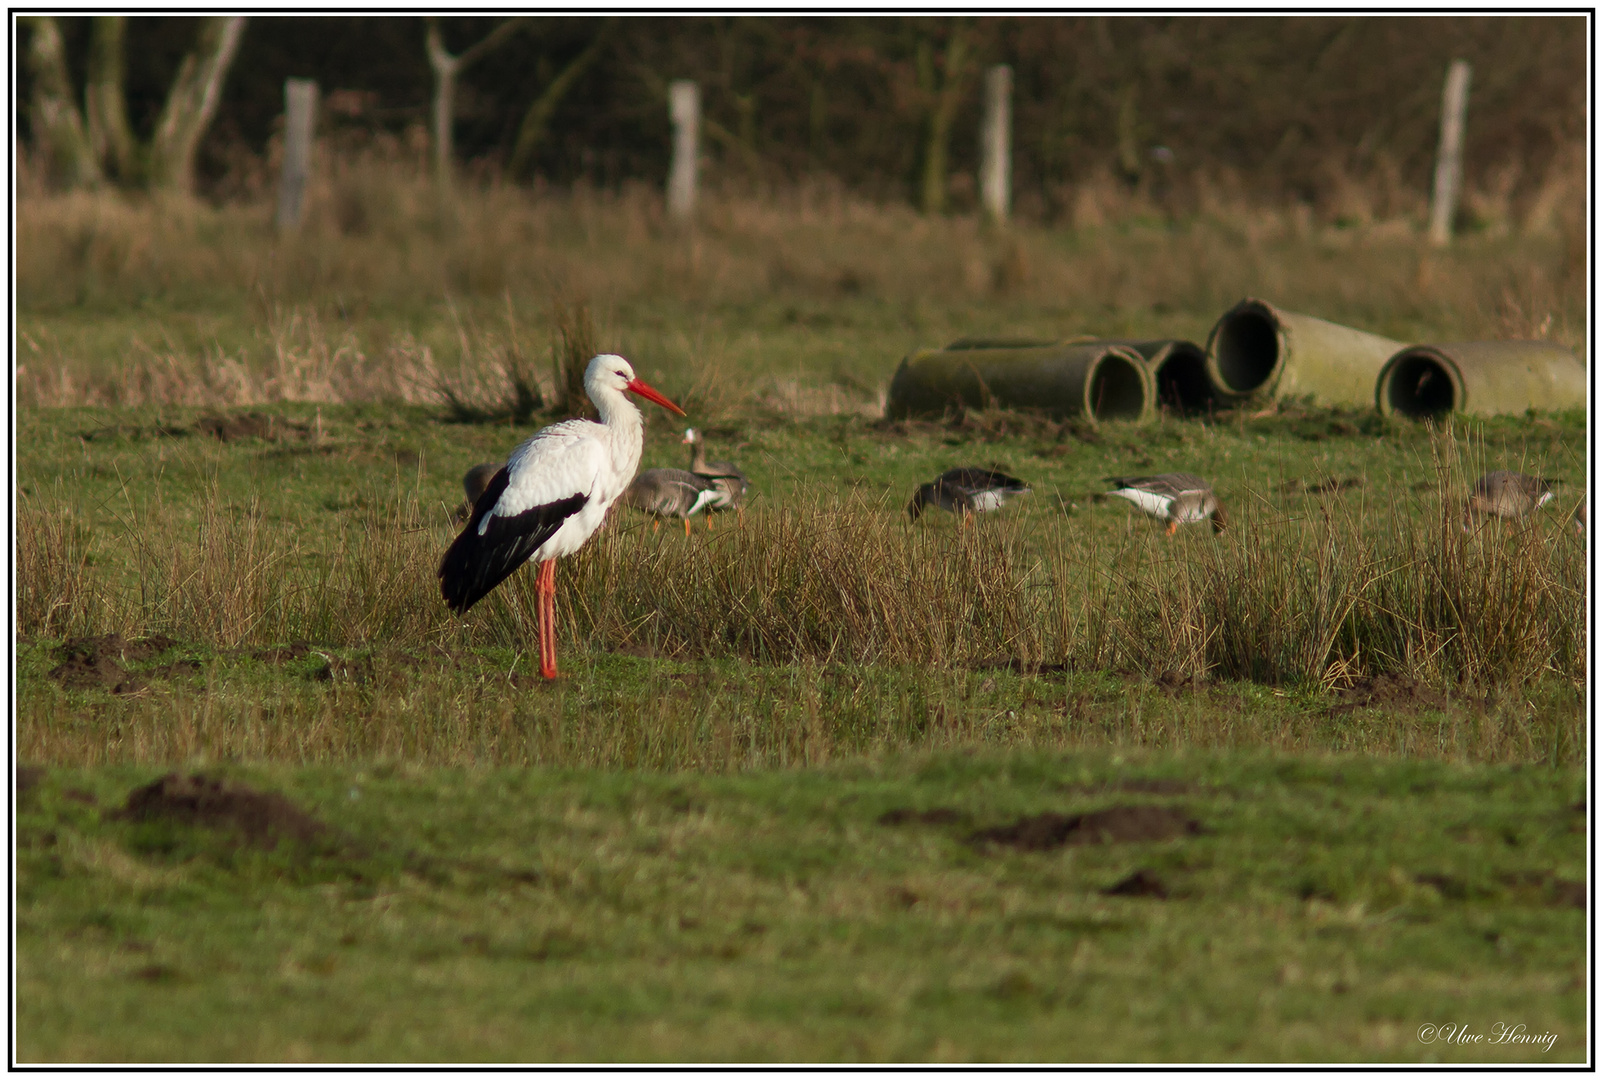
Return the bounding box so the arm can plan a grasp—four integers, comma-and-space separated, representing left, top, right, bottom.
886, 339, 1153, 422
1205, 297, 1404, 406
1375, 340, 1585, 418
1107, 339, 1216, 415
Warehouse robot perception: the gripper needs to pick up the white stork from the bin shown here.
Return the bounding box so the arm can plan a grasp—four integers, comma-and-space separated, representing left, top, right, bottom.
439, 354, 685, 678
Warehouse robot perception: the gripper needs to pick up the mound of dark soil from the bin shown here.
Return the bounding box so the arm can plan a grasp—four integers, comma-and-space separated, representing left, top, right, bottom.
195, 413, 308, 443
1102, 869, 1170, 899
1056, 778, 1199, 796
878, 807, 970, 827
49, 650, 143, 694
48, 634, 194, 693
17, 765, 45, 803
113, 773, 328, 850
1154, 670, 1208, 693
250, 642, 314, 664
1327, 674, 1450, 714
970, 805, 1204, 852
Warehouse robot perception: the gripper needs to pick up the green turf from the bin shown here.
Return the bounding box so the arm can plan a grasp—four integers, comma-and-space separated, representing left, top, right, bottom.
16, 754, 1584, 1063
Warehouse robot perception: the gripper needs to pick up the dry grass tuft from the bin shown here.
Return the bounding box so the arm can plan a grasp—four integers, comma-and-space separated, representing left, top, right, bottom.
18, 457, 1583, 692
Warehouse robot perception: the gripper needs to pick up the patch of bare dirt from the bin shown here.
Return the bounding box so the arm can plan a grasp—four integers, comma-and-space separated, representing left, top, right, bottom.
1326, 674, 1453, 714
1102, 869, 1170, 899
970, 805, 1204, 851
250, 642, 314, 664
195, 412, 310, 443
18, 765, 45, 803
49, 649, 144, 694
1055, 778, 1200, 796
48, 634, 196, 693
1497, 870, 1588, 909
112, 773, 328, 850
878, 807, 971, 827
1280, 475, 1364, 493
972, 656, 1072, 675
1154, 670, 1209, 693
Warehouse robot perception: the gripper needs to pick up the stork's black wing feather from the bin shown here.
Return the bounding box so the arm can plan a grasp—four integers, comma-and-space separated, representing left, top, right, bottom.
438, 467, 587, 614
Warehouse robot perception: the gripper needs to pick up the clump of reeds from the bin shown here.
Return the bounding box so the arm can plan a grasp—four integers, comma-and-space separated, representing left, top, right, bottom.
17, 449, 1584, 693
17, 494, 103, 640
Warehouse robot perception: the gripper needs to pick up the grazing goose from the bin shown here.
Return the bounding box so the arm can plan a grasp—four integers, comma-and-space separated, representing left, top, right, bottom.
1466, 471, 1557, 523
622, 468, 724, 534
683, 427, 750, 516
438, 355, 686, 679
455, 462, 502, 521
1575, 498, 1587, 536
908, 467, 1031, 521
1105, 473, 1226, 535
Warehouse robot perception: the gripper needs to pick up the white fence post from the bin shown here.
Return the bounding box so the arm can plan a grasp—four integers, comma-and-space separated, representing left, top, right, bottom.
668, 80, 700, 220
276, 78, 317, 230
980, 64, 1012, 224
1428, 59, 1472, 247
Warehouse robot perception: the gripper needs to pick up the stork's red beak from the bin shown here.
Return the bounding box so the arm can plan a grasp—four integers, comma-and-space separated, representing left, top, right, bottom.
625, 377, 687, 416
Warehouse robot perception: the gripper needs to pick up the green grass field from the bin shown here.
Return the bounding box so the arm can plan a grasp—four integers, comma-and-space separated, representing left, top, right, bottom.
17, 754, 1586, 1063
15, 185, 1588, 1063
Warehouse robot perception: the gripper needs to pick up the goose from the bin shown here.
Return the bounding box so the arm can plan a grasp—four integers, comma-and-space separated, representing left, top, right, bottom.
683, 427, 750, 517
438, 354, 685, 679
622, 468, 724, 534
908, 467, 1031, 521
455, 461, 501, 521
1105, 473, 1226, 534
1466, 471, 1557, 522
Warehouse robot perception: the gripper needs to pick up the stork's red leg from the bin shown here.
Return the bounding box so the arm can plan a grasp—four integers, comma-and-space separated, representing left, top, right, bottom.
683, 518, 691, 537
537, 559, 559, 679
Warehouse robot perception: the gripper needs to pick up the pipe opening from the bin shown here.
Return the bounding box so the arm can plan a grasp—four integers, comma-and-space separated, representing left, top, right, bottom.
1383, 352, 1458, 417
1088, 355, 1149, 420
1213, 310, 1280, 393
1152, 345, 1217, 415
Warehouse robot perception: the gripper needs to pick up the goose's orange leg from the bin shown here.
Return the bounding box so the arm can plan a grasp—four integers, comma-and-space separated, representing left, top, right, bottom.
537, 559, 559, 679
1165, 520, 1178, 537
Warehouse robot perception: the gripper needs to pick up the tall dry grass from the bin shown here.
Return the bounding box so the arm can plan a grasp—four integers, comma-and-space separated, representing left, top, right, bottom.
18, 447, 1584, 691
16, 149, 1587, 412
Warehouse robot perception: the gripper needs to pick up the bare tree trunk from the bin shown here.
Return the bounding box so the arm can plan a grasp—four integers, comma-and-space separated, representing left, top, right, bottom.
87, 16, 139, 184
509, 20, 614, 181
22, 15, 101, 190
917, 22, 971, 216
425, 19, 460, 204
427, 17, 526, 205
147, 16, 248, 194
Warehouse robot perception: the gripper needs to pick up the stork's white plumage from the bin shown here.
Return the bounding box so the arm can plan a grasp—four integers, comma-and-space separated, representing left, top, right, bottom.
439, 354, 684, 678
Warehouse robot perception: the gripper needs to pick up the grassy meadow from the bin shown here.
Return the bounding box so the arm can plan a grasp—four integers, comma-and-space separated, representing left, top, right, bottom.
14, 171, 1589, 1063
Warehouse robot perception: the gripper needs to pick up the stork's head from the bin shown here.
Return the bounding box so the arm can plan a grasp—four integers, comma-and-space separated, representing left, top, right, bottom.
585, 354, 686, 415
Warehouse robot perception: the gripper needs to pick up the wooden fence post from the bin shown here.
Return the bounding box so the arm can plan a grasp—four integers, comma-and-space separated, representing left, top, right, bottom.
1428, 59, 1472, 247
276, 78, 317, 231
980, 64, 1012, 224
668, 80, 699, 220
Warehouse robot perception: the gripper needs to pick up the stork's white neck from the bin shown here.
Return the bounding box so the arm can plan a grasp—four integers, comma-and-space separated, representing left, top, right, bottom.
592, 386, 644, 432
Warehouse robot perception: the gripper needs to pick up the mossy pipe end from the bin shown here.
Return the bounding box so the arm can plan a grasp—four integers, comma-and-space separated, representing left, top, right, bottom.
886, 340, 1154, 422
1376, 340, 1586, 418
1103, 339, 1215, 415
1206, 297, 1404, 406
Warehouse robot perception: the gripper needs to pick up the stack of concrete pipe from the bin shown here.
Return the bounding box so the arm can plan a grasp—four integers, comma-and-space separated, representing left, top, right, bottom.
1205, 297, 1586, 416
883, 297, 1584, 421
